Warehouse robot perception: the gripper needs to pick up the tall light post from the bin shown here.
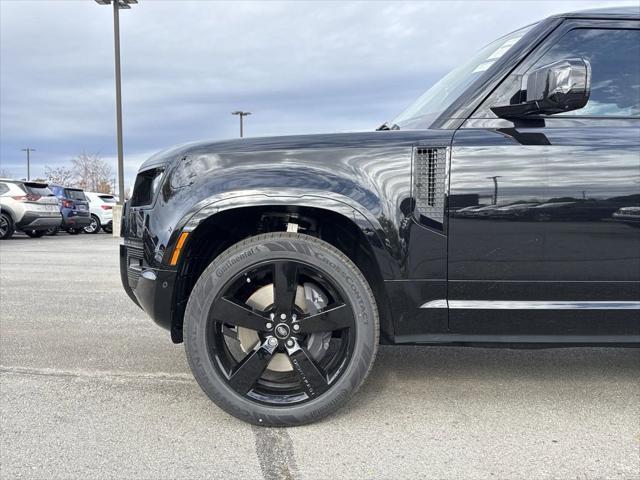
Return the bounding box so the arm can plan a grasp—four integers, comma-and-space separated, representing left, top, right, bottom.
21, 148, 35, 181
232, 111, 252, 138
94, 0, 137, 205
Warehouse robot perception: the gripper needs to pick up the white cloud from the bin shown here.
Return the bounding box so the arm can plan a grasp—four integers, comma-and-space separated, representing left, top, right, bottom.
1, 0, 636, 183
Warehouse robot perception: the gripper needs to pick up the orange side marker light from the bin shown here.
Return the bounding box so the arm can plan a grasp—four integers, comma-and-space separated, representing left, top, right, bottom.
169, 232, 189, 266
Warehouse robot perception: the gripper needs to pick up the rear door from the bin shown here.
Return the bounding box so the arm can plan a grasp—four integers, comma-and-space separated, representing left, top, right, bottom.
23, 182, 59, 214
447, 19, 640, 337
65, 189, 90, 213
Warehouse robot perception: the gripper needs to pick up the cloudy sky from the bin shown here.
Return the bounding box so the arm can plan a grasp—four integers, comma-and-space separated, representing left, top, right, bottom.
1, 0, 636, 186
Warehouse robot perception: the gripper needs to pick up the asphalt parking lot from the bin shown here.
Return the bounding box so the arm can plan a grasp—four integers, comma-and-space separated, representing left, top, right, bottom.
1, 233, 639, 480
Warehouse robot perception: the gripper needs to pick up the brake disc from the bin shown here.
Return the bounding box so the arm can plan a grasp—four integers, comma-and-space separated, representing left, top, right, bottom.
238, 282, 331, 372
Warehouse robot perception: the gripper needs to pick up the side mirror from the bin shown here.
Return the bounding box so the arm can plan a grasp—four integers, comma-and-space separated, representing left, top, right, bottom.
491, 58, 591, 119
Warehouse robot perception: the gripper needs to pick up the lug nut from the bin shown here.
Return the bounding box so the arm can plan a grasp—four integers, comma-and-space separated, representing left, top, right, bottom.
268, 337, 278, 347
286, 339, 294, 347
266, 322, 273, 329
292, 324, 300, 331
280, 313, 287, 320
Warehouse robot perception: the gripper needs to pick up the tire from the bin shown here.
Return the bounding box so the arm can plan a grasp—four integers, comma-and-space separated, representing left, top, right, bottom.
0, 212, 15, 240
184, 232, 379, 427
102, 224, 112, 234
25, 230, 46, 238
84, 215, 101, 234
45, 226, 59, 236
67, 228, 82, 235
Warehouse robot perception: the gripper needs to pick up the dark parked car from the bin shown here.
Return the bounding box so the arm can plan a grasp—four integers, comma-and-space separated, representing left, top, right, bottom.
120, 7, 640, 426
48, 185, 91, 235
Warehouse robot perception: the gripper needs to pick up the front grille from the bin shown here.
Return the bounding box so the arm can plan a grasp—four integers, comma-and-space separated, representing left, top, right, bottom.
126, 245, 144, 288
413, 147, 447, 225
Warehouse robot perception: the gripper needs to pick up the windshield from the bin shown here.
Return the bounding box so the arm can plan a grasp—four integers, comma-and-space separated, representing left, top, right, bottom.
391, 24, 534, 129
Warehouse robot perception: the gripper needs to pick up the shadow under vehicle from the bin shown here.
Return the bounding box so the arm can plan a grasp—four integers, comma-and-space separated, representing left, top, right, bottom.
120, 7, 640, 426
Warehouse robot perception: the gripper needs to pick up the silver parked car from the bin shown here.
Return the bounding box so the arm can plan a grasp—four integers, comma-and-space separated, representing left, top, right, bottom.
0, 179, 61, 239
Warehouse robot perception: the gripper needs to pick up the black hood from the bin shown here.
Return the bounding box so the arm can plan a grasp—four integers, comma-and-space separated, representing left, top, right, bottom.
138, 130, 446, 171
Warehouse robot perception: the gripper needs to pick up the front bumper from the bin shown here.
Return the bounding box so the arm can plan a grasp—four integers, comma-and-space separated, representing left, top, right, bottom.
119, 243, 176, 333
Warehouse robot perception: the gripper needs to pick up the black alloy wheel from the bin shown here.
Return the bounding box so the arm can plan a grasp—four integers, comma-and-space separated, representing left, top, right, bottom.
184, 233, 379, 426
84, 215, 101, 234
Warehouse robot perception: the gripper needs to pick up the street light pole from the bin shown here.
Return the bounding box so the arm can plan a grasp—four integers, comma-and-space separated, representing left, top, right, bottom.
112, 0, 125, 205
231, 111, 252, 138
95, 0, 137, 205
21, 148, 35, 181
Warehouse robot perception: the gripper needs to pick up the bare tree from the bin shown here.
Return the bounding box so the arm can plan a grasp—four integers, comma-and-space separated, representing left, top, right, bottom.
71, 152, 113, 193
44, 165, 75, 186
0, 168, 12, 178
95, 180, 113, 194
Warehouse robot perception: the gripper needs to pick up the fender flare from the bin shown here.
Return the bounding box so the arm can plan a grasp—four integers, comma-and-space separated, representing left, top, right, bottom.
0, 206, 16, 223
166, 189, 397, 279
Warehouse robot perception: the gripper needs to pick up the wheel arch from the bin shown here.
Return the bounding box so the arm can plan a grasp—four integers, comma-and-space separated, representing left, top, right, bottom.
169, 195, 396, 345
0, 206, 16, 223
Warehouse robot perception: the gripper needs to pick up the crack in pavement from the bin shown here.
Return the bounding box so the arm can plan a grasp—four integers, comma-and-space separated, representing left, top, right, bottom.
252, 426, 300, 480
0, 365, 194, 384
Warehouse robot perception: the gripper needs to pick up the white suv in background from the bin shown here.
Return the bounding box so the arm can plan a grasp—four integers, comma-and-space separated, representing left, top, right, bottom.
0, 179, 62, 239
84, 192, 116, 233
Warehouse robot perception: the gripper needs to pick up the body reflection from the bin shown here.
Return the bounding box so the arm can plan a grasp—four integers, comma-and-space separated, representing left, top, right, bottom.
448, 123, 640, 334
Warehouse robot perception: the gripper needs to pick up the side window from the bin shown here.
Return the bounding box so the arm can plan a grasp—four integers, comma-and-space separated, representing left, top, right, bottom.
477, 27, 640, 118
0, 183, 9, 195
533, 28, 639, 116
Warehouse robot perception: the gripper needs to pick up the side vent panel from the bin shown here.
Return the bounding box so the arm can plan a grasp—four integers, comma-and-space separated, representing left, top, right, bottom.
412, 147, 447, 225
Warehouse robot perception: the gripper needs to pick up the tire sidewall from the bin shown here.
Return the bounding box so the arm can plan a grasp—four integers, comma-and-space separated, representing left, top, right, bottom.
184, 233, 378, 426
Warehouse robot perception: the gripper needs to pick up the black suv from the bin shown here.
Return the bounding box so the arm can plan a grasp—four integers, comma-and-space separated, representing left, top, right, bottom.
121, 7, 639, 426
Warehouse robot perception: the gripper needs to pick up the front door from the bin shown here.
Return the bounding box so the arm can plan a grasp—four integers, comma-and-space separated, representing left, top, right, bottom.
447, 20, 640, 337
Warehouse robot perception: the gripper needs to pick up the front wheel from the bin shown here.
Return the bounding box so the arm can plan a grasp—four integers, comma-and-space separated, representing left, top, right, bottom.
184, 233, 379, 427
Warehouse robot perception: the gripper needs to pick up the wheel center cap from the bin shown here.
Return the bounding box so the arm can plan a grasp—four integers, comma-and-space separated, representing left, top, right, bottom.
274, 323, 290, 339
